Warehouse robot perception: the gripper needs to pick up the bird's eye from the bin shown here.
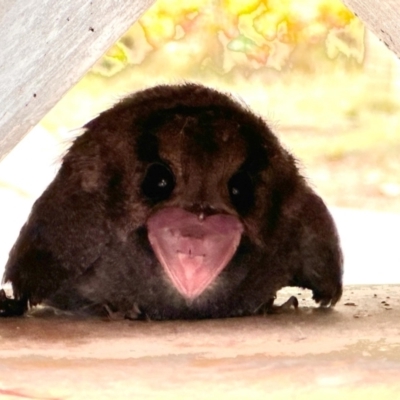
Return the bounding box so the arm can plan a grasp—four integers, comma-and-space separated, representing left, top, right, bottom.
228, 171, 254, 214
142, 163, 175, 202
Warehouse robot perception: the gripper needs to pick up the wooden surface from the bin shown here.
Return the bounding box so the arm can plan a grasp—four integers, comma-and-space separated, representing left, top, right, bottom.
343, 0, 400, 59
0, 0, 154, 161
1, 285, 400, 399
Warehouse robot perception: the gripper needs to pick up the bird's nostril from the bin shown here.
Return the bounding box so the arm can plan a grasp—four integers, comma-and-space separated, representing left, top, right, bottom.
189, 203, 216, 218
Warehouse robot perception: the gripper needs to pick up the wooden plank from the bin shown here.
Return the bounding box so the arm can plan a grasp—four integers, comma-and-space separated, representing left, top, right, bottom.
1, 285, 400, 398
343, 0, 400, 59
0, 0, 154, 160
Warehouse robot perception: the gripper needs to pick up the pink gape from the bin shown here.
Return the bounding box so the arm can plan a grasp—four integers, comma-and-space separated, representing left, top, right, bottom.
147, 207, 244, 299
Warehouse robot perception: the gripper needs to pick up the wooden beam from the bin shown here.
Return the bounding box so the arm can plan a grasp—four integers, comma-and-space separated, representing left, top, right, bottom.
0, 0, 154, 161
343, 0, 400, 59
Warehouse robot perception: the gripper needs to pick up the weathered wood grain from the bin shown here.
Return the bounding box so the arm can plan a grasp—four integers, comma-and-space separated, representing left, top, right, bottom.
343, 0, 400, 59
0, 0, 154, 160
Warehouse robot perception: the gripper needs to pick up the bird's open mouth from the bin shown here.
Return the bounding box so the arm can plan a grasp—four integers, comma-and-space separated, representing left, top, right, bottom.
147, 207, 243, 299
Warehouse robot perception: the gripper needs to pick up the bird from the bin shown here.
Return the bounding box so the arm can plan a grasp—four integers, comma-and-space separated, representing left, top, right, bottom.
0, 83, 343, 319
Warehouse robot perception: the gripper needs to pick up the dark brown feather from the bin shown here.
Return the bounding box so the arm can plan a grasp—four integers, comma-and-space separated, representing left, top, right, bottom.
1, 83, 343, 319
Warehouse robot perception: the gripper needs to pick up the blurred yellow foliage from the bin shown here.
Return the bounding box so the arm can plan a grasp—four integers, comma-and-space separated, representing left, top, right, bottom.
96, 0, 362, 75
222, 0, 261, 15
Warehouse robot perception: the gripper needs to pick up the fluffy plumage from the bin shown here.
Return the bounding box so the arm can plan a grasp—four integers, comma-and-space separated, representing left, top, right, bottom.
0, 83, 343, 319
